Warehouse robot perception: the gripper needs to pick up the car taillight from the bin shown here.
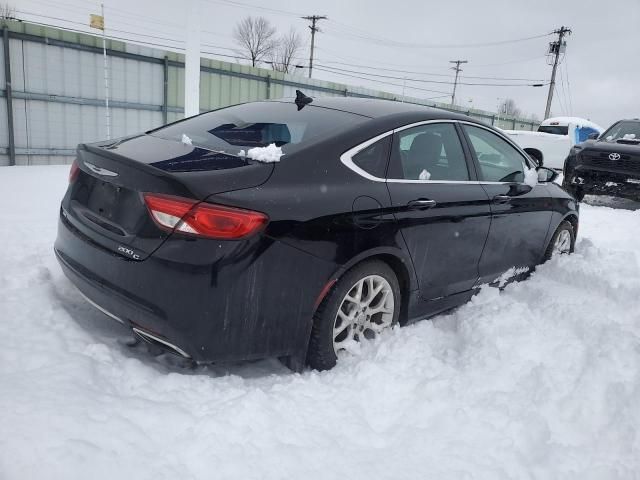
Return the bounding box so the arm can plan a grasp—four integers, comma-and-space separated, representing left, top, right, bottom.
69, 160, 80, 183
143, 193, 268, 239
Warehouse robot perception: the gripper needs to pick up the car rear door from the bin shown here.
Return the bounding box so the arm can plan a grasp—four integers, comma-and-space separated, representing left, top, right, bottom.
460, 123, 553, 283
385, 121, 492, 300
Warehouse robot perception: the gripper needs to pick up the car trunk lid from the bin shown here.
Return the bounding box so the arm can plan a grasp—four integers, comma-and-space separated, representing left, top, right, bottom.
61, 134, 273, 260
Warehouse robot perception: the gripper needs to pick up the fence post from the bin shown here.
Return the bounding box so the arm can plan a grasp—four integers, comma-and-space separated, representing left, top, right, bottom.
3, 25, 15, 166
162, 56, 168, 124
266, 74, 271, 100
512, 118, 516, 130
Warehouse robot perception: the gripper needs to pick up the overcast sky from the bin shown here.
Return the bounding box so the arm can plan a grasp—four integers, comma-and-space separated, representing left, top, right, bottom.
17, 0, 640, 127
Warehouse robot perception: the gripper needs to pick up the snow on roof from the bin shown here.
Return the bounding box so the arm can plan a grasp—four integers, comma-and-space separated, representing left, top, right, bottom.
541, 116, 604, 132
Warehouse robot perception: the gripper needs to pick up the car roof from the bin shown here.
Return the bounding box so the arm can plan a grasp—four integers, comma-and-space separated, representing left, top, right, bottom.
270, 96, 471, 122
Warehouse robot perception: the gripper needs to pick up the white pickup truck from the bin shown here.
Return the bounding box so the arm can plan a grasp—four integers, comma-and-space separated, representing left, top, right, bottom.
505, 116, 604, 170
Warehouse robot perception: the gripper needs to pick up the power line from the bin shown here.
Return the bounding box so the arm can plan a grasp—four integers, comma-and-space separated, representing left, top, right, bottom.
323, 23, 552, 49
471, 55, 547, 67
559, 66, 570, 115
15, 15, 186, 51
555, 85, 566, 116
206, 0, 304, 18
16, 10, 185, 44
16, 11, 308, 68
316, 59, 546, 82
564, 54, 574, 115
316, 63, 547, 87
17, 9, 310, 68
24, 0, 187, 32
205, 0, 551, 50
314, 66, 452, 98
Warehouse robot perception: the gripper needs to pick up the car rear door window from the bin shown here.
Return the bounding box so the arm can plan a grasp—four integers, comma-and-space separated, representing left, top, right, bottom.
388, 123, 470, 181
463, 125, 526, 183
351, 136, 391, 178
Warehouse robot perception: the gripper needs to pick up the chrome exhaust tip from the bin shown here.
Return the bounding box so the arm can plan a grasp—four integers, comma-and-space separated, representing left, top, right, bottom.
132, 327, 191, 359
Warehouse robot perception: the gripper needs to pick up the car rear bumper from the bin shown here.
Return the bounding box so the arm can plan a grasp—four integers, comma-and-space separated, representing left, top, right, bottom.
54, 211, 335, 363
56, 248, 193, 358
567, 167, 640, 200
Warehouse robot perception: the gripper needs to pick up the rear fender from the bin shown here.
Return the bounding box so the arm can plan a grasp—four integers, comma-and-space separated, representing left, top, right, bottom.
326, 246, 418, 293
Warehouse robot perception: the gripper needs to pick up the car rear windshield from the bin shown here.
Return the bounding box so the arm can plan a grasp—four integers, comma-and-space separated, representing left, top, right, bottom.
537, 125, 569, 135
601, 121, 640, 142
149, 101, 368, 156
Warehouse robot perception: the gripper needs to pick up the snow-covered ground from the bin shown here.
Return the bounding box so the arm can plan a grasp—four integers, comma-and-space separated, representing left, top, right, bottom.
1, 166, 639, 480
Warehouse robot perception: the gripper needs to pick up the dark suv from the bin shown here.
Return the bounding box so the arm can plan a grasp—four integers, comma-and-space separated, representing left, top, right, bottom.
563, 119, 640, 201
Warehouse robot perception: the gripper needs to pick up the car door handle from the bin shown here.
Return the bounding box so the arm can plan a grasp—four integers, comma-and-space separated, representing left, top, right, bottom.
407, 199, 437, 210
492, 195, 511, 204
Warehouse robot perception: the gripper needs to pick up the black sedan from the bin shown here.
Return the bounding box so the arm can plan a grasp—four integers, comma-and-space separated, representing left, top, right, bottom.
55, 94, 578, 371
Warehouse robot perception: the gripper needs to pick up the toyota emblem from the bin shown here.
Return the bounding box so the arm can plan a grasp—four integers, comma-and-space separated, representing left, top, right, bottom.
609, 152, 621, 161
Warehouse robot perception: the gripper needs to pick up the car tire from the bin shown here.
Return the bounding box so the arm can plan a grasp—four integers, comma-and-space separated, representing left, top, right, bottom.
307, 260, 401, 371
544, 220, 575, 261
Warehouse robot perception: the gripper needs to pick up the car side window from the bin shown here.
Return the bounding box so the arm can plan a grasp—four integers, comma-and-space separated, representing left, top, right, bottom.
463, 125, 526, 183
351, 136, 391, 178
388, 123, 469, 181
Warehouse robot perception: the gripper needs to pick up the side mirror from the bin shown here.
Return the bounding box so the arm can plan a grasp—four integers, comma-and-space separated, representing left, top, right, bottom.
588, 132, 599, 140
537, 166, 558, 183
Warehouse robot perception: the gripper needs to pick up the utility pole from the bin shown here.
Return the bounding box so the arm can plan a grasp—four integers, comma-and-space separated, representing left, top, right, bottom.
449, 60, 467, 106
544, 26, 571, 119
302, 15, 327, 79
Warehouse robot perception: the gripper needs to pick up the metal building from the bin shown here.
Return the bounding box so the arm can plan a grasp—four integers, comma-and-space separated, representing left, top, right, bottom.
0, 20, 538, 167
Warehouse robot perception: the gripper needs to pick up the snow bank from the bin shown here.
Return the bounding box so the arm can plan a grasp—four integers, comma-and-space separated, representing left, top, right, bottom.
244, 143, 283, 163
1, 166, 639, 480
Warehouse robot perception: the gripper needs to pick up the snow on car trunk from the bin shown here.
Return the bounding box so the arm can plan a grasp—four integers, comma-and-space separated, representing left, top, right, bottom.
1, 166, 639, 479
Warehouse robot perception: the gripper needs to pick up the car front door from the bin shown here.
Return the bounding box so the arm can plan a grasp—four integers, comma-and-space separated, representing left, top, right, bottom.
460, 123, 553, 284
385, 121, 492, 300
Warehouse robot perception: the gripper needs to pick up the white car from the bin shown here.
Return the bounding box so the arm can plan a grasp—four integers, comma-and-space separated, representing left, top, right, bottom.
505, 117, 604, 170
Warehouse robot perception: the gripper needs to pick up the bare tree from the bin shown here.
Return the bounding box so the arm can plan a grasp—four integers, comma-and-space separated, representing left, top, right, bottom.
499, 98, 521, 118
269, 29, 303, 74
233, 16, 277, 67
0, 3, 15, 19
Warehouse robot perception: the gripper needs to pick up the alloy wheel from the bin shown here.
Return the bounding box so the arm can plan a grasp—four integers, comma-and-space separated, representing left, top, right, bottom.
333, 274, 395, 354
553, 229, 572, 255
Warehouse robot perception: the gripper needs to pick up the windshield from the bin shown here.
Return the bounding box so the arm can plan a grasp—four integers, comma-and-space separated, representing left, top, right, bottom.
601, 121, 640, 142
537, 125, 569, 136
149, 101, 368, 156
